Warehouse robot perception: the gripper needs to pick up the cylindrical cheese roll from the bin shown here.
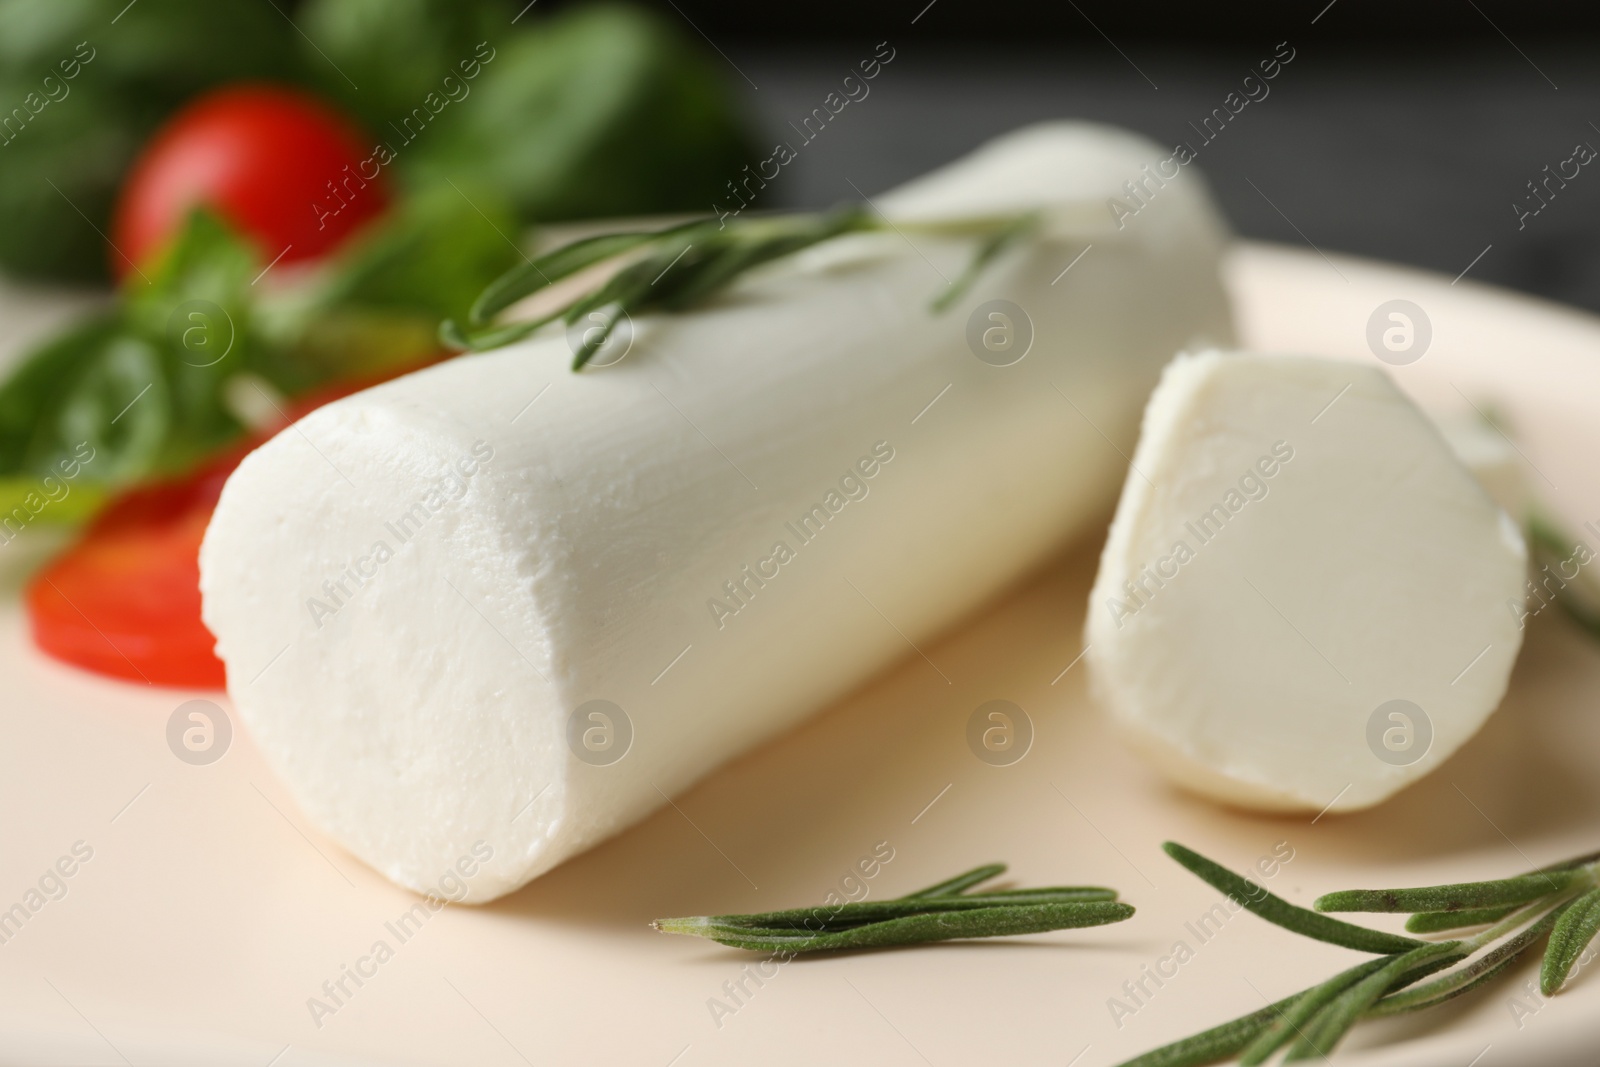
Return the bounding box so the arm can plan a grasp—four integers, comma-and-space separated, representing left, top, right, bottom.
200, 122, 1233, 901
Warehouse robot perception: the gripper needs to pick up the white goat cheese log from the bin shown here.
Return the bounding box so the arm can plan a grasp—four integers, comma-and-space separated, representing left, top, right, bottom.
200, 122, 1233, 901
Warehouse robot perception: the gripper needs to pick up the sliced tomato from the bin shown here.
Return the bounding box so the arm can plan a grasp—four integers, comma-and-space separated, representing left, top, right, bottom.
26, 448, 245, 687
25, 361, 440, 688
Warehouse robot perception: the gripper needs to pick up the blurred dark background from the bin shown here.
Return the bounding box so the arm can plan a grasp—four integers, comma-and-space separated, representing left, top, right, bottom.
6, 0, 1600, 311
558, 0, 1600, 312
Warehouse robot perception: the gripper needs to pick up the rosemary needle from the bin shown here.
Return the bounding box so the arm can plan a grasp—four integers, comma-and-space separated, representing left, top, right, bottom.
1542, 886, 1600, 995
1117, 844, 1600, 1067
653, 863, 1133, 953
1162, 842, 1426, 955
1312, 868, 1591, 915
1403, 903, 1517, 933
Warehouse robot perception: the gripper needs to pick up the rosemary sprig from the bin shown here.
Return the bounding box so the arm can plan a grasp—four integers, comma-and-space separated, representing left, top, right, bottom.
1370, 900, 1571, 1014
1161, 843, 1425, 955
1116, 844, 1600, 1067
929, 211, 1040, 312
653, 863, 1133, 954
1314, 860, 1600, 998
443, 208, 1040, 370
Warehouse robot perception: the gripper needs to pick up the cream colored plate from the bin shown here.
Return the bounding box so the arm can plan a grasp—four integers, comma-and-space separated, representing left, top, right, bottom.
1, 242, 1597, 1067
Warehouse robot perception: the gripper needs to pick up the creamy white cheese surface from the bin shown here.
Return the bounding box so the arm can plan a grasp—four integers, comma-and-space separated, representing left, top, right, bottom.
1085, 351, 1527, 813
200, 123, 1233, 901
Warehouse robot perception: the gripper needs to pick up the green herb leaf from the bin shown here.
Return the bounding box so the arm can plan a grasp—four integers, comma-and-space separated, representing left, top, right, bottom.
1126, 847, 1600, 1067
450, 207, 891, 370
1404, 848, 1600, 931
316, 183, 525, 328
0, 316, 149, 486
930, 211, 1040, 312
1162, 842, 1426, 954
1529, 847, 1600, 874
1373, 901, 1570, 1015
1, 198, 517, 513
1110, 999, 1294, 1067
902, 864, 1008, 898
298, 0, 510, 131
1238, 957, 1392, 1066
0, 476, 105, 528
1526, 515, 1600, 640
1283, 942, 1465, 1062
1541, 886, 1600, 995
392, 3, 757, 224
1405, 904, 1518, 933
1314, 868, 1588, 915
695, 889, 1122, 933
467, 224, 694, 327
654, 864, 1131, 954
663, 901, 1134, 954
0, 0, 299, 282
453, 206, 1053, 370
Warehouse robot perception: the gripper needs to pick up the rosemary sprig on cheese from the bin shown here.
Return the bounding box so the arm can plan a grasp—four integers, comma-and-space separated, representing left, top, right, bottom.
442, 207, 1038, 369
654, 863, 1133, 953
1117, 843, 1600, 1066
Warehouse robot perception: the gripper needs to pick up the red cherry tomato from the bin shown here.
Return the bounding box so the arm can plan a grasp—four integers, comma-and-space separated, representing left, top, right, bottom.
26, 362, 439, 688
110, 84, 388, 279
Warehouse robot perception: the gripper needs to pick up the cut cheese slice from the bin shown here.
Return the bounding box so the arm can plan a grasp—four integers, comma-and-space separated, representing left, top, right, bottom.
1085, 350, 1527, 813
200, 122, 1234, 901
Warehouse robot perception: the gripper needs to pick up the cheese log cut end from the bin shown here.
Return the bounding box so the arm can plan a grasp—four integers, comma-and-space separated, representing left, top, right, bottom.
1085, 351, 1527, 813
204, 404, 569, 899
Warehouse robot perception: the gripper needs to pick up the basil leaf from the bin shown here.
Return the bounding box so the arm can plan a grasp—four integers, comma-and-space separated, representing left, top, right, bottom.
299, 0, 514, 132
401, 3, 756, 222
318, 183, 524, 325
0, 0, 301, 282
0, 315, 168, 486
0, 210, 264, 501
